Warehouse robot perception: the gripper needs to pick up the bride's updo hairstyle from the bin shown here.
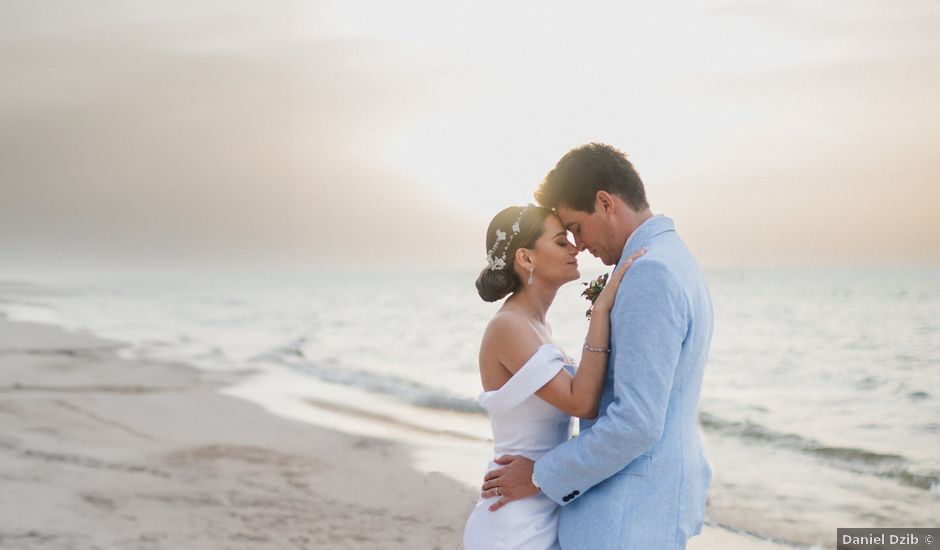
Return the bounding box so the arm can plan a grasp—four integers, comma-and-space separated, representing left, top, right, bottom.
475, 205, 554, 302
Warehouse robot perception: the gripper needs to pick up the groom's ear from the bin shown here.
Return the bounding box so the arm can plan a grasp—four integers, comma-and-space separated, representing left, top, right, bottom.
596, 191, 615, 215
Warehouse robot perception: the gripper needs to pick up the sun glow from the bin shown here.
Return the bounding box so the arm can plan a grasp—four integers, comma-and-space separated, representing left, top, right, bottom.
0, 1, 937, 270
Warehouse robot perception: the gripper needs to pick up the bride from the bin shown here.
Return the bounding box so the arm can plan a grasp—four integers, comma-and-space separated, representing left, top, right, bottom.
463, 204, 643, 550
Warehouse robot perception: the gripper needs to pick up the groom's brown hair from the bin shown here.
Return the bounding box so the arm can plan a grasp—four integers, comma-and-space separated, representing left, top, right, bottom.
535, 143, 649, 213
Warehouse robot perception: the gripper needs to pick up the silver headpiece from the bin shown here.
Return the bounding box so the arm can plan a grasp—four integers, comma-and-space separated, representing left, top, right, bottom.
485, 204, 532, 271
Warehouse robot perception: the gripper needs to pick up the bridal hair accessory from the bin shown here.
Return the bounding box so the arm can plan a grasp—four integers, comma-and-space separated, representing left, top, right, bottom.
580, 273, 609, 320
485, 204, 532, 271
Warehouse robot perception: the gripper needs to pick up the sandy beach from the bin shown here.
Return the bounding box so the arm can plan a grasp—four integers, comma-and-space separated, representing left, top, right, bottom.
0, 318, 477, 549
0, 317, 785, 549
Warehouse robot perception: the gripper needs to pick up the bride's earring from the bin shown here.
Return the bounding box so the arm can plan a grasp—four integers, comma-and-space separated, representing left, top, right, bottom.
528, 266, 534, 286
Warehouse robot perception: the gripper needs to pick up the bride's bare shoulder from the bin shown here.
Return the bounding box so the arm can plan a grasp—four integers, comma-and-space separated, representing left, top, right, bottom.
482, 309, 529, 344
480, 310, 542, 374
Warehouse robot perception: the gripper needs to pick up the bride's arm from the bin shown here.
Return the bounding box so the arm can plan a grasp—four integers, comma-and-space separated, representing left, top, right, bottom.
540, 308, 611, 419
535, 249, 645, 419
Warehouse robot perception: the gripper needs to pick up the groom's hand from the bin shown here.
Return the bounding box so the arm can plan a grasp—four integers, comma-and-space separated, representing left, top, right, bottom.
481, 454, 538, 512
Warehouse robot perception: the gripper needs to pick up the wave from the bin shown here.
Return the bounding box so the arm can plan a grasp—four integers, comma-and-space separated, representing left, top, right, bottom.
252, 341, 485, 415
699, 411, 939, 492
257, 339, 939, 495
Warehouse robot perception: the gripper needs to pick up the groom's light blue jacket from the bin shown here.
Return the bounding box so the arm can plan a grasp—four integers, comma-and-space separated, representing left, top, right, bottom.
534, 215, 714, 550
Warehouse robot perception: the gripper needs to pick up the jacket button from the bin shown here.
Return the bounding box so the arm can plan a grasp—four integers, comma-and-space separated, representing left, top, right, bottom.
562, 496, 571, 502
572, 490, 580, 496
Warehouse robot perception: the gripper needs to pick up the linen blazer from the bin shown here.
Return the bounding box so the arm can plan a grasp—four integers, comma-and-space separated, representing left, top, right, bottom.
533, 215, 714, 550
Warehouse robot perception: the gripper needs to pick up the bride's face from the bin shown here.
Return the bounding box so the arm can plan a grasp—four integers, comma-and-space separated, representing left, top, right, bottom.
529, 215, 580, 284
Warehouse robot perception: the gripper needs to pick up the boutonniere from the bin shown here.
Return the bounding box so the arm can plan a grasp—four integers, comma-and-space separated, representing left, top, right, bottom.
580, 273, 609, 320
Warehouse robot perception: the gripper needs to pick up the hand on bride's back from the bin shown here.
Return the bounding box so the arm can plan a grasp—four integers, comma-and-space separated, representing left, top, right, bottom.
592, 248, 646, 314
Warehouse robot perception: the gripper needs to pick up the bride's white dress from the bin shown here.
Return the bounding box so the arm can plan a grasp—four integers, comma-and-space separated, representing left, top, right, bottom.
463, 343, 574, 550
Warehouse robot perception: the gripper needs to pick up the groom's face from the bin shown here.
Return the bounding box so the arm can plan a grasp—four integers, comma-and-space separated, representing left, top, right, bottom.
556, 203, 618, 266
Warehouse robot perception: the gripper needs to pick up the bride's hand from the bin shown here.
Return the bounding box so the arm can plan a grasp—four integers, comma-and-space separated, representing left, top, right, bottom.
592, 248, 647, 314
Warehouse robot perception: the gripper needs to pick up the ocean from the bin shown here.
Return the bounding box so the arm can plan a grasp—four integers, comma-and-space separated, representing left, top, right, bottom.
1, 265, 937, 548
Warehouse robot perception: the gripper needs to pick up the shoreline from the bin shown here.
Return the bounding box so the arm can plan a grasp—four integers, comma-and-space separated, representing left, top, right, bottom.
0, 318, 476, 549
0, 316, 791, 548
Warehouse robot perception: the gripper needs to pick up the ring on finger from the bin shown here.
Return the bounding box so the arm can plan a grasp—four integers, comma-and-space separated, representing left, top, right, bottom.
495, 487, 500, 496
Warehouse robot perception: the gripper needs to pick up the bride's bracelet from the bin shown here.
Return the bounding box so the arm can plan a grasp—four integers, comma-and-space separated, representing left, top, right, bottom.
583, 341, 611, 353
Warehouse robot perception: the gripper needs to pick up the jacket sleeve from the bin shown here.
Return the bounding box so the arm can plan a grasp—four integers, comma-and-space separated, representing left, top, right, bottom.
533, 259, 688, 505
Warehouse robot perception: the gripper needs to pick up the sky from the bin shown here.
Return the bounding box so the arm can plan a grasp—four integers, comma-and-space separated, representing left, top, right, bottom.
1, 0, 938, 273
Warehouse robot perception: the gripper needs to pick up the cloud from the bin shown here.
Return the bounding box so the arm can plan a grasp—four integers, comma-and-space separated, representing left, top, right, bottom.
1, 0, 937, 271
0, 1, 479, 270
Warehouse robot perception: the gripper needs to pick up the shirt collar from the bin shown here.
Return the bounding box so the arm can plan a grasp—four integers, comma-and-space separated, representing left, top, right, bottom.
618, 214, 675, 264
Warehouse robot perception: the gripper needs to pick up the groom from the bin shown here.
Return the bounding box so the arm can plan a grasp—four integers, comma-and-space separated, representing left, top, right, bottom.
482, 143, 714, 549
